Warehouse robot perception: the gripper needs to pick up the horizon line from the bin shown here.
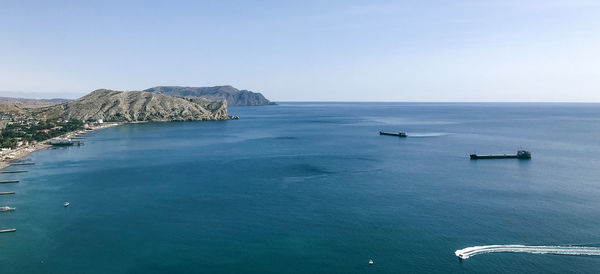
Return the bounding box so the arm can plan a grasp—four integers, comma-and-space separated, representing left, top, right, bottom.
271, 101, 600, 104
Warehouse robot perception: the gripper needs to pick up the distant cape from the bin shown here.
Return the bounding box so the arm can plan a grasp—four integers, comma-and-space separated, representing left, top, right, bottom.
144, 86, 275, 106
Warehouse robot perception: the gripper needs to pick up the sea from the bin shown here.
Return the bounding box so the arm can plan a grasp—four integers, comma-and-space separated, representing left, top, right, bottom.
1, 102, 600, 273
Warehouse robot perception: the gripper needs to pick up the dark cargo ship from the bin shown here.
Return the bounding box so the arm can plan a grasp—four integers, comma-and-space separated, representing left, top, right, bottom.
470, 150, 531, 160
379, 131, 407, 137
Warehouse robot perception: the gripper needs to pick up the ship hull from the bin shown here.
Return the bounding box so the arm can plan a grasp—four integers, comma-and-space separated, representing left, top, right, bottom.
379, 131, 407, 137
470, 154, 530, 159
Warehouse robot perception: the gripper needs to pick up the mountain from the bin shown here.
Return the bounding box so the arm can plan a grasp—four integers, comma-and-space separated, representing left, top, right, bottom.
28, 89, 233, 122
144, 86, 275, 106
0, 97, 69, 108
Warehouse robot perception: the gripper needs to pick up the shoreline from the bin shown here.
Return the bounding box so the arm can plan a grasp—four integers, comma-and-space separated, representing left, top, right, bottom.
0, 118, 233, 171
0, 122, 121, 171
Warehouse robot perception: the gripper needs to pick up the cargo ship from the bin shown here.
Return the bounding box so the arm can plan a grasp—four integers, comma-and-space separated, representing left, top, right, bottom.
470, 150, 531, 160
379, 131, 407, 137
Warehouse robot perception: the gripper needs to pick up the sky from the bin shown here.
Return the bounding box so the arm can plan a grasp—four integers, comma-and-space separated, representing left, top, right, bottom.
1, 0, 599, 101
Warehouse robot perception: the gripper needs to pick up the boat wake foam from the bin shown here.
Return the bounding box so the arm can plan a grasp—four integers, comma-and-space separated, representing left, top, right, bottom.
455, 245, 600, 259
407, 132, 450, 138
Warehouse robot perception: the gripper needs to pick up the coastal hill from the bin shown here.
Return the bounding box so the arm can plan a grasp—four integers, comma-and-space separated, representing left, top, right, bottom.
0, 104, 28, 115
28, 89, 232, 122
0, 97, 69, 108
144, 86, 275, 106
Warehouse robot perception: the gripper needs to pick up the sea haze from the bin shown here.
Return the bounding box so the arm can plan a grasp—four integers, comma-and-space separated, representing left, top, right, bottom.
1, 102, 600, 273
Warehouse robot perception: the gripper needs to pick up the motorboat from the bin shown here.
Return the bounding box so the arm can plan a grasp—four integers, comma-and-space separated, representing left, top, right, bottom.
0, 206, 16, 212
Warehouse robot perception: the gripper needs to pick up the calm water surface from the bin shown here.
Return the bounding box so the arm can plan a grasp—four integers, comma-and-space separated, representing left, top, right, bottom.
1, 103, 600, 273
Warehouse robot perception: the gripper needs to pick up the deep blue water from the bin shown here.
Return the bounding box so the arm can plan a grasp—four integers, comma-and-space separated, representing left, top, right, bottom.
1, 102, 600, 273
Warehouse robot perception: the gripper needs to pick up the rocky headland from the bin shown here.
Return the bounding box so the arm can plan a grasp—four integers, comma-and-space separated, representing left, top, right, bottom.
144, 85, 275, 106
28, 89, 234, 122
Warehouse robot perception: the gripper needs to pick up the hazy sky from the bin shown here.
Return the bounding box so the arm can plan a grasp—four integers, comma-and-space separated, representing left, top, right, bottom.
1, 0, 599, 101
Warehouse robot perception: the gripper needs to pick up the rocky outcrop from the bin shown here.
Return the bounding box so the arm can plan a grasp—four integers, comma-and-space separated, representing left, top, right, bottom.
29, 89, 232, 122
144, 86, 275, 106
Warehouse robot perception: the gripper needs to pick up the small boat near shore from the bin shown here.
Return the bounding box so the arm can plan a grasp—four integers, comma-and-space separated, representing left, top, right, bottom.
0, 206, 16, 212
379, 131, 407, 137
470, 150, 531, 160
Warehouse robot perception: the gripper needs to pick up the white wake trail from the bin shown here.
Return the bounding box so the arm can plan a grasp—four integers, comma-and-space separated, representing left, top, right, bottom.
407, 132, 450, 138
455, 245, 600, 259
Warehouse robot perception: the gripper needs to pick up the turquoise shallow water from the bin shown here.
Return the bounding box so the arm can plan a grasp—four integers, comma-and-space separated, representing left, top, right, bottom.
1, 102, 600, 273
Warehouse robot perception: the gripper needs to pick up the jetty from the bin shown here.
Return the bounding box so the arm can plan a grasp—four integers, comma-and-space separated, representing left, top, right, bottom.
0, 229, 16, 233
470, 150, 531, 160
48, 138, 83, 146
0, 180, 19, 184
379, 131, 407, 137
9, 163, 34, 166
9, 158, 31, 163
0, 170, 28, 174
